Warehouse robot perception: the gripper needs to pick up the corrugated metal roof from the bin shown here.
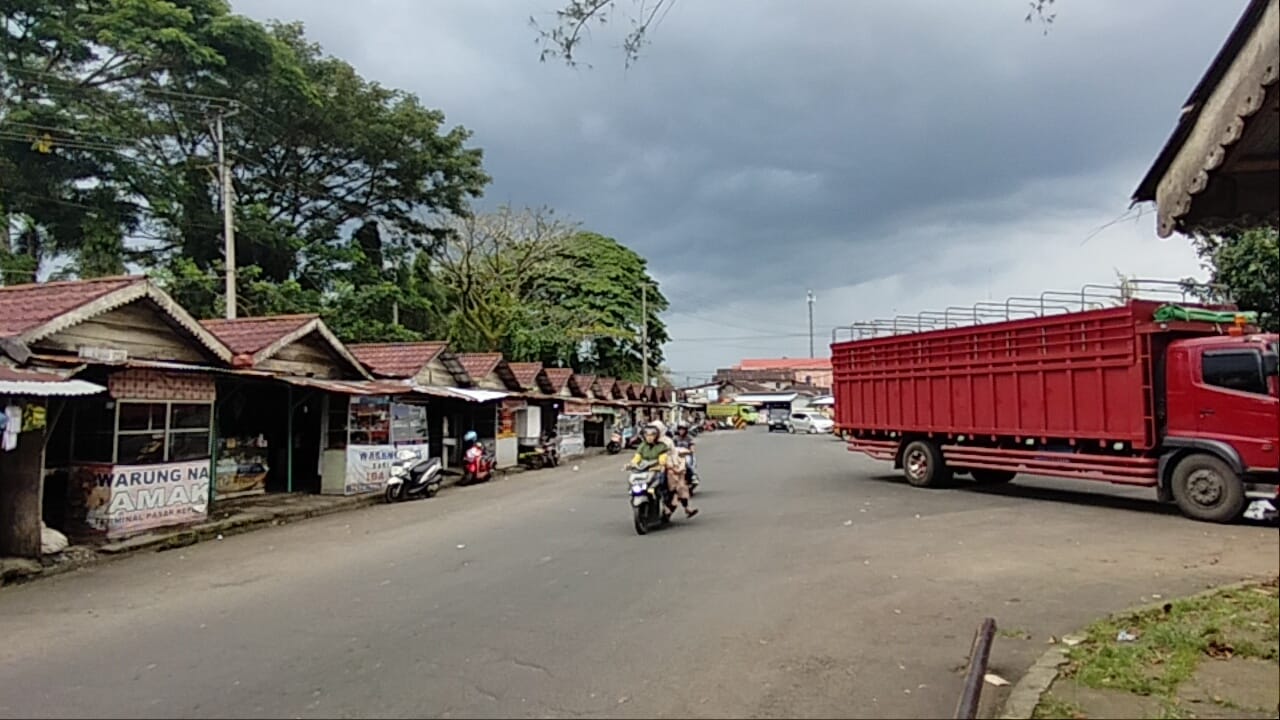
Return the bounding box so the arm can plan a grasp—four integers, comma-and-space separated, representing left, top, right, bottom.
0, 366, 106, 397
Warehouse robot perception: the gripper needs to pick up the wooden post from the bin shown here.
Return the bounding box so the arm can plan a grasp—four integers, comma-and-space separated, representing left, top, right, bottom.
0, 420, 46, 558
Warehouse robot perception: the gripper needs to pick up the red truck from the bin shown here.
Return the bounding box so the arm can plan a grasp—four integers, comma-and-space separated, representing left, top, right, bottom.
831, 285, 1279, 523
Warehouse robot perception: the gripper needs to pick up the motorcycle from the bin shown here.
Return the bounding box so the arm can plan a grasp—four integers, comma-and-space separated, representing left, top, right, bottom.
459, 444, 495, 486
626, 460, 672, 535
606, 427, 625, 455
385, 449, 444, 502
520, 436, 561, 469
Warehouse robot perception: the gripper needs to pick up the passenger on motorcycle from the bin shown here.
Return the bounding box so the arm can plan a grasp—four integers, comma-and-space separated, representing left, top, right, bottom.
673, 423, 697, 478
634, 423, 699, 519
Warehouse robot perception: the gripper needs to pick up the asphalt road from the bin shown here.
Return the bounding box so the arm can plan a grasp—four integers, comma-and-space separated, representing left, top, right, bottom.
1, 430, 1276, 719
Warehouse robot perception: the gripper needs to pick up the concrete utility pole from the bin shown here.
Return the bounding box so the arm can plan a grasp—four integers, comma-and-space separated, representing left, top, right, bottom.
212, 105, 240, 319
641, 283, 650, 387
807, 289, 816, 358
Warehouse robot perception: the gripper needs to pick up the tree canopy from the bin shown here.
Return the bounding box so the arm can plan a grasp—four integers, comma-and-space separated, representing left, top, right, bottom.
1, 0, 487, 325
0, 1, 674, 378
432, 208, 667, 381
1191, 227, 1280, 332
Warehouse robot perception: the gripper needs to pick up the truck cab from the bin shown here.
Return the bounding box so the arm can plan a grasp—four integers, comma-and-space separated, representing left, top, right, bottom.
1163, 333, 1279, 488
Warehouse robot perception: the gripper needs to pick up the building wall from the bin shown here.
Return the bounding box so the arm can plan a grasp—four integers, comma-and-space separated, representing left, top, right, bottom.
108, 368, 217, 401
34, 302, 210, 363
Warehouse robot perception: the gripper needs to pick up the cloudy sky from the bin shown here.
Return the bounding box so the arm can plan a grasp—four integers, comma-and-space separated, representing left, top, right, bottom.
238, 0, 1244, 383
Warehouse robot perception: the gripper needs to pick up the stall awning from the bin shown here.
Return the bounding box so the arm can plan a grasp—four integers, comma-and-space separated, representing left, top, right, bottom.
0, 367, 106, 397
733, 393, 799, 404
447, 388, 509, 403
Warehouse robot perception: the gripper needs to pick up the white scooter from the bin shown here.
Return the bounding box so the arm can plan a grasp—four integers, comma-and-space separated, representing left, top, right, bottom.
385, 448, 444, 502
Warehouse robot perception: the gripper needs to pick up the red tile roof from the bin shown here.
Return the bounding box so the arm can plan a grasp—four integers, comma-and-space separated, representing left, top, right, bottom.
456, 353, 502, 380
737, 357, 832, 371
595, 376, 618, 398
542, 368, 572, 393
507, 362, 543, 390
570, 374, 596, 397
200, 315, 316, 355
349, 342, 448, 378
0, 276, 144, 337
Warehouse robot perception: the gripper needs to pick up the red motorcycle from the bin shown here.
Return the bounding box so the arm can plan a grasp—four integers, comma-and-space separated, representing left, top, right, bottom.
460, 444, 495, 486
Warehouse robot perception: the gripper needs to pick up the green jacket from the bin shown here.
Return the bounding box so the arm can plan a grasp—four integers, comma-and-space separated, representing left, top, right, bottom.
632, 441, 667, 464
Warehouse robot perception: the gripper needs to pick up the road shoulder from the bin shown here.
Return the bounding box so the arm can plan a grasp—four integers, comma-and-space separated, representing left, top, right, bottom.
1001, 576, 1280, 719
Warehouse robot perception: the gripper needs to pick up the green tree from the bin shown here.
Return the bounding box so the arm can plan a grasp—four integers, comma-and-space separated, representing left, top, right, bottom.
1191, 227, 1280, 332
522, 231, 668, 380
433, 206, 578, 353
1, 1, 486, 347
1, 0, 235, 281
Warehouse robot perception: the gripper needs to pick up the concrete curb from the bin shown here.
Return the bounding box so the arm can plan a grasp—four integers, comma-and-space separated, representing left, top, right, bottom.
996, 577, 1275, 719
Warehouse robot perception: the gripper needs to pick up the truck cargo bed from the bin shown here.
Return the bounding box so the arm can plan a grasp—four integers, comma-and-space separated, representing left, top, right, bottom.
831, 301, 1165, 450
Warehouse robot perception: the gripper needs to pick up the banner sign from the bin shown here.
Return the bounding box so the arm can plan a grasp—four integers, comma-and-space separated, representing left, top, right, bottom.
344, 445, 396, 495
72, 459, 211, 539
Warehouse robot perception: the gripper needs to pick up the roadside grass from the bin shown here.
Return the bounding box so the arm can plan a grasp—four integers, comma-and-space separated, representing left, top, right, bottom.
1046, 577, 1279, 717
1032, 693, 1086, 719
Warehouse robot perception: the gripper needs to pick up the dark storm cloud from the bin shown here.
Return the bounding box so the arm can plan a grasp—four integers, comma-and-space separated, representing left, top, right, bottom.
237, 0, 1242, 370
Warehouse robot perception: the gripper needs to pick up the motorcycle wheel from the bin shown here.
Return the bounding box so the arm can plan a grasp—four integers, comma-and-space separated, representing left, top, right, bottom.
425, 484, 439, 498
633, 506, 649, 535
385, 483, 403, 503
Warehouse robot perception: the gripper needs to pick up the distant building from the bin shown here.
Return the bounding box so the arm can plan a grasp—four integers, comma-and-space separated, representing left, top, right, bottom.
719, 358, 832, 392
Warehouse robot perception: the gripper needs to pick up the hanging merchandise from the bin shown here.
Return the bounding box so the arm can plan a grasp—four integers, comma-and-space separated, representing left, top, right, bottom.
22, 403, 46, 431
2, 404, 20, 451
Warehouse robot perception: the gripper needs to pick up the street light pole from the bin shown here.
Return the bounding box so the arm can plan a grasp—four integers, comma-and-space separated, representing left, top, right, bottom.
807, 289, 816, 358
212, 105, 240, 319
641, 283, 650, 387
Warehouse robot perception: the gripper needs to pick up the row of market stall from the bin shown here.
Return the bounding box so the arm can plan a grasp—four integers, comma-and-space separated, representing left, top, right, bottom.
0, 276, 675, 557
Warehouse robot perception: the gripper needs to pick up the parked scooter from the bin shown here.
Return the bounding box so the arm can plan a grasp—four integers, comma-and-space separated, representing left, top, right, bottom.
460, 444, 495, 486
519, 434, 561, 469
385, 449, 444, 502
625, 460, 672, 535
607, 428, 624, 455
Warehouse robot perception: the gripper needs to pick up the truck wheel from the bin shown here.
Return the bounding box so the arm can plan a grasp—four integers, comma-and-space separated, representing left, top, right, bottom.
1171, 454, 1245, 523
971, 469, 1016, 484
902, 440, 951, 488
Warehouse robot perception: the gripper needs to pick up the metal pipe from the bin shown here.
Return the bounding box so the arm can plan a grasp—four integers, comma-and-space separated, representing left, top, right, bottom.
954, 617, 997, 720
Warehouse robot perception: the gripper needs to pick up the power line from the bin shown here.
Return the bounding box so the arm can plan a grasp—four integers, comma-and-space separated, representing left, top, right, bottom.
5, 66, 238, 108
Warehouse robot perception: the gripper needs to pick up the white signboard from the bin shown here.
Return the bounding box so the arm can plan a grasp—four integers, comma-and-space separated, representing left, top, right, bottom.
344, 445, 395, 495
74, 459, 211, 538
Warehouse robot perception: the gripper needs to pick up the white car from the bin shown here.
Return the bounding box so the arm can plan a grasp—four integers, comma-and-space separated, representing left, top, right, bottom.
789, 411, 834, 434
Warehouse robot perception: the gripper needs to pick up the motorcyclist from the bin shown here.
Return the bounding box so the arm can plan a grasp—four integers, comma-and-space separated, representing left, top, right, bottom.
633, 423, 699, 519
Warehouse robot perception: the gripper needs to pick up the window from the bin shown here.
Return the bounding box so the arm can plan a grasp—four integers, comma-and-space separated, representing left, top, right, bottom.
105, 401, 213, 465
327, 395, 350, 450
72, 399, 117, 464
1203, 351, 1268, 395
167, 403, 212, 461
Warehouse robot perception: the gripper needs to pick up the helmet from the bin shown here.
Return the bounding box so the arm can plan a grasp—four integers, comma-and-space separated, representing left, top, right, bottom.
676, 423, 689, 434
463, 431, 478, 444
642, 425, 659, 439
